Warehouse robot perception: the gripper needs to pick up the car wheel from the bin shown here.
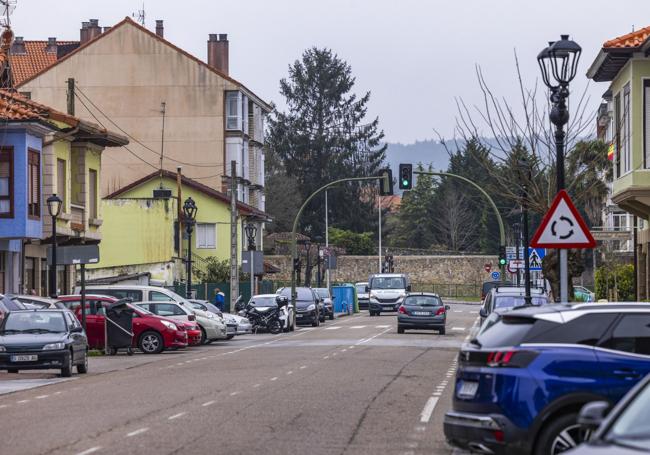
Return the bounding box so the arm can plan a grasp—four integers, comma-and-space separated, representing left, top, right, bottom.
77, 351, 88, 374
397, 326, 404, 334
61, 351, 73, 377
290, 319, 295, 331
199, 327, 207, 345
535, 412, 589, 455
439, 327, 446, 335
7, 368, 18, 373
226, 334, 235, 340
139, 331, 164, 354
329, 313, 334, 320
320, 315, 326, 323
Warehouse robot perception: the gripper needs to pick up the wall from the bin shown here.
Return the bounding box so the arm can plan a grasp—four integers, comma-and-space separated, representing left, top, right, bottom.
266, 255, 499, 284
85, 260, 175, 286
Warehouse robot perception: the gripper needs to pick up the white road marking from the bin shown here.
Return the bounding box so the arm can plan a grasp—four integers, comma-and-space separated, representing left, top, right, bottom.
230, 391, 240, 396
350, 325, 367, 329
286, 371, 293, 375
76, 447, 102, 455
168, 412, 186, 420
453, 310, 463, 313
375, 325, 390, 328
341, 349, 347, 352
433, 392, 442, 396
0, 404, 7, 409
451, 327, 465, 331
323, 355, 330, 359
54, 391, 62, 395
270, 377, 278, 381
35, 394, 49, 399
356, 327, 393, 345
17, 400, 29, 404
202, 401, 215, 407
127, 427, 149, 437
300, 365, 307, 369
324, 326, 342, 330
332, 352, 338, 356
253, 383, 261, 388
420, 397, 439, 423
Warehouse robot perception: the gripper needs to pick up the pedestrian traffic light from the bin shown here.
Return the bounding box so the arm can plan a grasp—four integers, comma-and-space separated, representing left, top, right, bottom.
398, 164, 412, 190
498, 246, 507, 267
379, 168, 393, 196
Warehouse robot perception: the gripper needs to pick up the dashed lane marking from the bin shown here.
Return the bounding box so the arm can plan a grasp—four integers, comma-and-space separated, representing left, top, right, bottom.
300, 365, 307, 369
230, 391, 240, 396
324, 326, 342, 330
126, 428, 149, 437
451, 327, 465, 331
35, 394, 49, 399
202, 401, 215, 407
375, 325, 390, 328
168, 412, 186, 420
420, 397, 439, 423
350, 325, 367, 329
270, 377, 278, 381
76, 447, 102, 455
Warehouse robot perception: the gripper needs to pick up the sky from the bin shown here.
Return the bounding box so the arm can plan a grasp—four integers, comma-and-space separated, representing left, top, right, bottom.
8, 0, 648, 143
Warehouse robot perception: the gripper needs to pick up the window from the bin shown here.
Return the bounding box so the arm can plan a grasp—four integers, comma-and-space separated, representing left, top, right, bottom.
88, 169, 97, 219
40, 258, 47, 296
196, 223, 216, 249
622, 85, 631, 173
242, 94, 249, 134
0, 252, 5, 294
645, 80, 650, 168
0, 147, 12, 217
28, 150, 40, 218
57, 159, 66, 210
601, 314, 650, 355
88, 288, 143, 302
615, 93, 621, 178
150, 303, 185, 317
24, 257, 36, 294
226, 91, 242, 131
524, 313, 617, 346
150, 291, 174, 301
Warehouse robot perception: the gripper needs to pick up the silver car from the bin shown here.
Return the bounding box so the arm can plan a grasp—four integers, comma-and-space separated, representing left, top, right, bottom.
189, 300, 252, 338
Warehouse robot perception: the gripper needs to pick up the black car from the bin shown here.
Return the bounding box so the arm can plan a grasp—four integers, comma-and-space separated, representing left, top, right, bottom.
278, 287, 321, 327
0, 309, 88, 377
314, 288, 334, 321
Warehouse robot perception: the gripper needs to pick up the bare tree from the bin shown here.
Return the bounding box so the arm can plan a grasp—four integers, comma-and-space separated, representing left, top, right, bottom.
432, 189, 477, 251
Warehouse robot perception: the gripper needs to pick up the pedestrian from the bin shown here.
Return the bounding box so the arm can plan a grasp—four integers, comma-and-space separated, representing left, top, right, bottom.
214, 288, 225, 312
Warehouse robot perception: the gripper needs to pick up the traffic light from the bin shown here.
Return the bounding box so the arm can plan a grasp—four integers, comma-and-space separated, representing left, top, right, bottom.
379, 168, 393, 196
498, 246, 507, 267
398, 163, 412, 190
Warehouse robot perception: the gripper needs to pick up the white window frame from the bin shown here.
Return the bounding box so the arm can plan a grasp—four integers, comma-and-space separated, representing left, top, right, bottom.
196, 223, 216, 249
226, 91, 242, 131
622, 84, 632, 174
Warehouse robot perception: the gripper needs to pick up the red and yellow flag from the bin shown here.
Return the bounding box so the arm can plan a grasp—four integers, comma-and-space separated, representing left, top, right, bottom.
607, 142, 614, 161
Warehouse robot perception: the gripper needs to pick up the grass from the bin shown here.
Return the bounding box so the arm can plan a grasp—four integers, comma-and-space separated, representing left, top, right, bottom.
87, 350, 105, 357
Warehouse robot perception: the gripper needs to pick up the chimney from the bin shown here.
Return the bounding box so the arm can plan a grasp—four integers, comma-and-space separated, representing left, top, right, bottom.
207, 33, 229, 75
80, 21, 90, 44
45, 37, 57, 54
155, 20, 164, 38
103, 26, 112, 33
11, 36, 26, 55
87, 19, 102, 41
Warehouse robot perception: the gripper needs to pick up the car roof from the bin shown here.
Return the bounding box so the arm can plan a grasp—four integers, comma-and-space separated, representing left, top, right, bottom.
370, 274, 406, 278
85, 285, 172, 292
491, 287, 545, 295
406, 292, 441, 298
255, 294, 280, 298
9, 295, 56, 303
10, 309, 68, 313
57, 294, 119, 301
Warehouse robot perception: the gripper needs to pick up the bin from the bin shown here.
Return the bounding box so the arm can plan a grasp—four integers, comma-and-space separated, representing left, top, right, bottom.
332, 284, 357, 314
105, 299, 135, 355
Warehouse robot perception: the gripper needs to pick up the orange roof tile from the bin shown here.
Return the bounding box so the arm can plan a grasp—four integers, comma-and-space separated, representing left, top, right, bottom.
603, 25, 650, 49
10, 40, 78, 86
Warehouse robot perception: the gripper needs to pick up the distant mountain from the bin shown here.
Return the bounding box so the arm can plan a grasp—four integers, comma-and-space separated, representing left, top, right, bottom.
384, 140, 452, 173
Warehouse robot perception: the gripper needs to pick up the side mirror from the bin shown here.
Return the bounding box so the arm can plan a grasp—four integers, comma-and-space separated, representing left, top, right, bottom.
445, 305, 450, 311
479, 308, 488, 318
406, 285, 412, 292
70, 326, 83, 333
577, 401, 610, 431
365, 286, 370, 293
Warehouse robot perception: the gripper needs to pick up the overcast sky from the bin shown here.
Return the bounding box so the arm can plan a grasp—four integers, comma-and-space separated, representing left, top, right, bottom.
10, 0, 647, 143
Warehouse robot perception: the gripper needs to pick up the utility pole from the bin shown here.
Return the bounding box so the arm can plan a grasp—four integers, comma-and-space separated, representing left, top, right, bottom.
378, 185, 382, 273
229, 161, 239, 309
176, 167, 182, 257
67, 78, 75, 116
325, 190, 330, 291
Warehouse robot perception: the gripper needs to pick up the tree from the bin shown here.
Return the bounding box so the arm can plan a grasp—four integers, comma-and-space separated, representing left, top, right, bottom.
264, 148, 301, 233
194, 257, 230, 283
267, 47, 386, 236
328, 227, 375, 255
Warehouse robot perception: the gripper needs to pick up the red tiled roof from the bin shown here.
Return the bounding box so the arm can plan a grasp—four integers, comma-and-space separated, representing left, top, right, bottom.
0, 88, 69, 122
10, 40, 78, 86
603, 25, 650, 49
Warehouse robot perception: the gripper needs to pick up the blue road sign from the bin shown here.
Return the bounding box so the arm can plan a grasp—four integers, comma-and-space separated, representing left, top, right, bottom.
528, 248, 545, 271
491, 271, 501, 280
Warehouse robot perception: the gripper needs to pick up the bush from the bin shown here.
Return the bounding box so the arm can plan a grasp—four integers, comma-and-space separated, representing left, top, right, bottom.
195, 257, 230, 283
328, 227, 375, 255
595, 263, 634, 301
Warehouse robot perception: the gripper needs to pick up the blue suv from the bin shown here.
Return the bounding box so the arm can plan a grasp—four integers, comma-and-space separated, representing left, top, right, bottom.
444, 303, 650, 455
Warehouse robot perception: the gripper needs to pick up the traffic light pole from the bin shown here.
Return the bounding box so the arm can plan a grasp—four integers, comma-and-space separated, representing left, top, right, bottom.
413, 170, 506, 280
291, 176, 386, 326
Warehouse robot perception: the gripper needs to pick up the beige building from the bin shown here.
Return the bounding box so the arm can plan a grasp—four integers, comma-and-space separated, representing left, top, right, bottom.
14, 17, 270, 212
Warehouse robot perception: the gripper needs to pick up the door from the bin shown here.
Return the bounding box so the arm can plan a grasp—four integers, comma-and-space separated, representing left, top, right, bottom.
82, 300, 106, 349
596, 313, 650, 400
65, 312, 84, 361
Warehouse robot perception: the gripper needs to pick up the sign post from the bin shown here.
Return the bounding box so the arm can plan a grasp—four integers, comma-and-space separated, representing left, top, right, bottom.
530, 190, 595, 302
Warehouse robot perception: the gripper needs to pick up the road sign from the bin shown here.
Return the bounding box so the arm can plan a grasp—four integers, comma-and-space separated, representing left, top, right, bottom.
491, 271, 501, 280
484, 263, 492, 273
531, 190, 596, 248
528, 248, 545, 271
47, 244, 99, 265
506, 246, 525, 261
508, 259, 524, 271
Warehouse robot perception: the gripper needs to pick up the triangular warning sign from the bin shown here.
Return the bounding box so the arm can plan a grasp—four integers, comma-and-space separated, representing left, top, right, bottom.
531, 190, 596, 249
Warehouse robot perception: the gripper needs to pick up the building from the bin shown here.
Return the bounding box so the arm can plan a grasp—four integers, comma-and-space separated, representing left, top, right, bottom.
587, 25, 650, 297
87, 170, 267, 286
13, 17, 270, 217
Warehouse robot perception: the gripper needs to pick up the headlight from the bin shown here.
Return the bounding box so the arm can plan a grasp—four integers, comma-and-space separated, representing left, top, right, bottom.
161, 320, 176, 330
396, 296, 404, 303
307, 304, 316, 311
43, 342, 65, 351
369, 295, 379, 302
241, 319, 250, 325
0, 345, 5, 352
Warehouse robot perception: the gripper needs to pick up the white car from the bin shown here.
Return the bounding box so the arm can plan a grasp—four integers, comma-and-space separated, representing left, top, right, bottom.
189, 299, 252, 338
136, 301, 228, 343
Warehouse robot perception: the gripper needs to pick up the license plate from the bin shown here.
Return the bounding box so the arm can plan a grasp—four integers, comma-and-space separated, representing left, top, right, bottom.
413, 311, 430, 316
11, 354, 38, 362
457, 381, 479, 399
296, 314, 304, 318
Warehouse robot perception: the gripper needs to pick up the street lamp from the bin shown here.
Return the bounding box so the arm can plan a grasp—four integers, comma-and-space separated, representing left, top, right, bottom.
538, 35, 581, 303
182, 197, 197, 299
245, 223, 257, 297
46, 194, 62, 298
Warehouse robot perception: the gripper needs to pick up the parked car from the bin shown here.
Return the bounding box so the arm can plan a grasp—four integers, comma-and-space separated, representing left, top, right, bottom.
247, 294, 295, 331
187, 299, 249, 339
277, 287, 320, 326
479, 286, 549, 324
573, 286, 595, 303
182, 321, 202, 346
313, 288, 334, 320
567, 373, 650, 454
57, 295, 188, 354
10, 295, 67, 310
0, 294, 27, 321
0, 309, 88, 377
367, 273, 410, 316
444, 302, 650, 455
356, 282, 370, 310
397, 293, 450, 335
481, 280, 513, 301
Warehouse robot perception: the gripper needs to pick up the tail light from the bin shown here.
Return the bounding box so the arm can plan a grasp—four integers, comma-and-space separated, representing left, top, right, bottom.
398, 305, 408, 315
188, 314, 196, 321
435, 307, 446, 316
460, 349, 538, 368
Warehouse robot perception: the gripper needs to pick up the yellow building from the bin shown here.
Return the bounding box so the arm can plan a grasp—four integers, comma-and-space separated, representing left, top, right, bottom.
87, 170, 267, 286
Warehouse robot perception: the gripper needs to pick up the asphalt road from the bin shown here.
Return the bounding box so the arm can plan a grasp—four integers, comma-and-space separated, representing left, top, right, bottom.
0, 304, 479, 455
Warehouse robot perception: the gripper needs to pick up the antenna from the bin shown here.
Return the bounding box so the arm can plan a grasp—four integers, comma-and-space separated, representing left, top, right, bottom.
132, 2, 145, 26
0, 0, 16, 28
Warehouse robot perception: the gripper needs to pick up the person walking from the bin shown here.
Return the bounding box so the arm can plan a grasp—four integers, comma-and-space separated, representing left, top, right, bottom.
214, 288, 225, 312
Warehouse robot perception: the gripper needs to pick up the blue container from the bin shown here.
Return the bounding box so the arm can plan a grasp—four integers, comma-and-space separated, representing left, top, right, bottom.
332, 284, 357, 314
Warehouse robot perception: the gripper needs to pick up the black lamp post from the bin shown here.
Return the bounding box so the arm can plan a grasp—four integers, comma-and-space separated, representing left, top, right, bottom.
302, 239, 311, 287
182, 197, 197, 299
245, 223, 257, 296
518, 157, 533, 305
538, 35, 581, 302
46, 194, 62, 298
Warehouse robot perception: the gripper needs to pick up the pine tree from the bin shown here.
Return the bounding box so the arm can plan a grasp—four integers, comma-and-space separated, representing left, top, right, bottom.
391, 164, 436, 249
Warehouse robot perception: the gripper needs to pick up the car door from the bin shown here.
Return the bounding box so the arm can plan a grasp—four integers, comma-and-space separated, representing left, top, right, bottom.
65, 312, 85, 361
596, 312, 650, 400
75, 301, 101, 348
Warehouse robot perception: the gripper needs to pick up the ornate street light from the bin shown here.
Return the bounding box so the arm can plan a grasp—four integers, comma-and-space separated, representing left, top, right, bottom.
182, 197, 198, 299
46, 194, 63, 298
245, 223, 257, 251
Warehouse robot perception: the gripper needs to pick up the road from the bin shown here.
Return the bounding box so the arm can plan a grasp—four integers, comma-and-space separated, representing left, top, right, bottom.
0, 303, 479, 455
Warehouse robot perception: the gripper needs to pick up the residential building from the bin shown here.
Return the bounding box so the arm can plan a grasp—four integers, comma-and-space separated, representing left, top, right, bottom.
588, 25, 650, 298
87, 170, 266, 286
13, 17, 270, 216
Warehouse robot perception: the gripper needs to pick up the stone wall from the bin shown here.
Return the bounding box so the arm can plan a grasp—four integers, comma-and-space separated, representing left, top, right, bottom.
265, 255, 499, 284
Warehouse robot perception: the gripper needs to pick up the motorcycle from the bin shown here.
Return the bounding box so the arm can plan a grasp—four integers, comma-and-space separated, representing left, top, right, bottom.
235, 295, 285, 335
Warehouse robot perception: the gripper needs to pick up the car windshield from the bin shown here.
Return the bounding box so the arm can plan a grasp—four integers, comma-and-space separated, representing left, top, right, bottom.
314, 289, 329, 298
251, 296, 278, 307
202, 302, 222, 314
370, 277, 405, 289
404, 295, 442, 307
278, 288, 313, 301
131, 304, 153, 315
493, 296, 547, 309
2, 312, 67, 333
474, 317, 535, 348
356, 284, 367, 294
605, 381, 650, 449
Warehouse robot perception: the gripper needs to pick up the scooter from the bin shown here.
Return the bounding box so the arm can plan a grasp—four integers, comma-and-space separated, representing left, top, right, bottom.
235, 296, 283, 334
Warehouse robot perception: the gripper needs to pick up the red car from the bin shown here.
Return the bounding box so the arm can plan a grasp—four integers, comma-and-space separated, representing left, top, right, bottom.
56, 295, 188, 354
182, 321, 202, 346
